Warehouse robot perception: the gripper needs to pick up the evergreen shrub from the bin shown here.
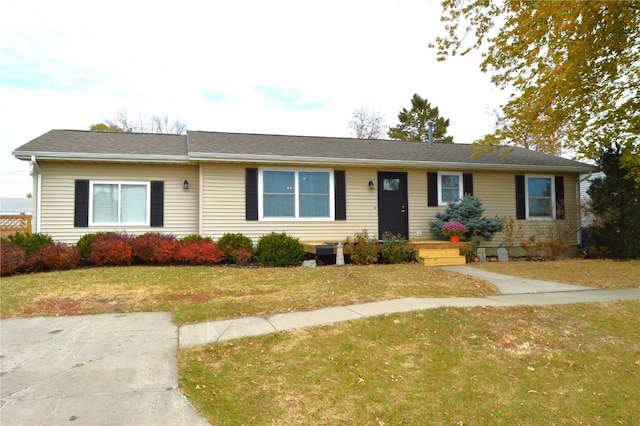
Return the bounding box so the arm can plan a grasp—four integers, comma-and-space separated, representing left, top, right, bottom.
429, 196, 504, 241
3, 232, 54, 257
217, 233, 255, 264
256, 232, 305, 267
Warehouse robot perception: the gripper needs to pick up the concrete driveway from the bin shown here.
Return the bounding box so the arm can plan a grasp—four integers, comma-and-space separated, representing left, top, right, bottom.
0, 312, 208, 426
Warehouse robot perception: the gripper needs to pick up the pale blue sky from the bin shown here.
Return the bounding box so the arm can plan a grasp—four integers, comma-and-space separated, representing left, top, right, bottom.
0, 0, 506, 198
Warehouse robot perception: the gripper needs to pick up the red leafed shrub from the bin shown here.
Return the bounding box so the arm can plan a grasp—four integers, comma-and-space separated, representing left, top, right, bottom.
230, 247, 253, 266
26, 243, 81, 273
132, 233, 181, 265
176, 241, 227, 265
89, 234, 133, 266
1, 243, 26, 276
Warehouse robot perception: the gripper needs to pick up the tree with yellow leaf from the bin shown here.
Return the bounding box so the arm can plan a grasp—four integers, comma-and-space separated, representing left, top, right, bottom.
435, 1, 639, 181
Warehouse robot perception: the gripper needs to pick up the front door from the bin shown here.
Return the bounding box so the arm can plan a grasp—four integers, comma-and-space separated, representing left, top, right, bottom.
377, 172, 408, 239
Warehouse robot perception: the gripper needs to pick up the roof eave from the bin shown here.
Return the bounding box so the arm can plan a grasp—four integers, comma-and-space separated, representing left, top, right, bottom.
189, 152, 597, 173
12, 151, 190, 164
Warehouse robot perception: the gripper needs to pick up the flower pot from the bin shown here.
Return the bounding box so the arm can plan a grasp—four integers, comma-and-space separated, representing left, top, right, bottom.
449, 235, 460, 243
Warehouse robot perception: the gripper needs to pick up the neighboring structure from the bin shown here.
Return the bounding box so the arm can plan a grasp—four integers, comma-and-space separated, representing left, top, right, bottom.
0, 198, 33, 215
579, 171, 604, 228
12, 129, 598, 254
577, 171, 604, 247
0, 198, 33, 237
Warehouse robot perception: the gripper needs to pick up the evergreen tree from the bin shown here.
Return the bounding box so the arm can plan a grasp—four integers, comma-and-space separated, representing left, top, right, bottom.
587, 146, 640, 259
388, 94, 453, 143
429, 196, 503, 241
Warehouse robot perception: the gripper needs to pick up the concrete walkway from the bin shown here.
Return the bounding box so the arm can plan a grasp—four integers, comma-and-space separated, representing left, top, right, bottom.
2, 266, 639, 425
179, 268, 639, 347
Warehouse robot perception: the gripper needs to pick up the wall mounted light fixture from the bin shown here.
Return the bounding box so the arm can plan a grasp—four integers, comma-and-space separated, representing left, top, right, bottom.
368, 180, 375, 190
183, 179, 189, 190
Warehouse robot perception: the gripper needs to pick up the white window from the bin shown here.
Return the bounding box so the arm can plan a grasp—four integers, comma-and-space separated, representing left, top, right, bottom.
525, 175, 555, 219
89, 181, 150, 226
259, 169, 334, 220
438, 171, 463, 206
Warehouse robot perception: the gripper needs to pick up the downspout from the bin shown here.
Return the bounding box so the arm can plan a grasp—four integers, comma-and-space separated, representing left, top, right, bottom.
187, 131, 204, 237
30, 156, 42, 233
576, 172, 593, 246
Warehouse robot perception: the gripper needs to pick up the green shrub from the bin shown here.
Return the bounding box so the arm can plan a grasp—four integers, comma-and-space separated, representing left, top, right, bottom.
429, 195, 504, 242
180, 234, 213, 244
218, 233, 255, 264
380, 232, 410, 264
346, 230, 378, 265
2, 232, 53, 257
256, 232, 305, 267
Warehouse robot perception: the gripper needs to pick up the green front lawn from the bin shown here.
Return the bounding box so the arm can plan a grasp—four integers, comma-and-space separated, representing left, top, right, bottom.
0, 263, 495, 325
2, 259, 638, 423
179, 301, 640, 424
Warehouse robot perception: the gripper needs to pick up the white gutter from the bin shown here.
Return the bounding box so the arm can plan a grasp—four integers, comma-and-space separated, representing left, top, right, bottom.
13, 151, 190, 163
189, 152, 598, 174
30, 156, 42, 233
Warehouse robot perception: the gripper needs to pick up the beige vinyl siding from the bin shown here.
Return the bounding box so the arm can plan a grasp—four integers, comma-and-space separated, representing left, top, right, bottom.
474, 171, 579, 250
36, 159, 581, 252
407, 170, 429, 238
408, 170, 579, 249
201, 164, 378, 243
37, 161, 199, 243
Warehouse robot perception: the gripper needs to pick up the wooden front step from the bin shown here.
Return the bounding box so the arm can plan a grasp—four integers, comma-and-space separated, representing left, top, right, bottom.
416, 244, 467, 267
419, 256, 467, 267
418, 248, 461, 258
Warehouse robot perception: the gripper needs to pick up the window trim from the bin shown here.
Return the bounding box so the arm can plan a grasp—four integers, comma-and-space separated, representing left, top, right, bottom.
258, 168, 335, 221
437, 171, 463, 206
88, 180, 151, 226
524, 174, 556, 220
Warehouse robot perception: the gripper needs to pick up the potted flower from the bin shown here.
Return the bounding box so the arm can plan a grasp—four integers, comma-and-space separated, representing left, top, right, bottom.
441, 220, 467, 242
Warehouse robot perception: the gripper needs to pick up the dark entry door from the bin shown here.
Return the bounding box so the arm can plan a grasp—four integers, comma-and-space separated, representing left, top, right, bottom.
378, 172, 408, 239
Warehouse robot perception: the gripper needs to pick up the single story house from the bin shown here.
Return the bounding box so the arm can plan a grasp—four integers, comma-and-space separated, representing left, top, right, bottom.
12, 129, 598, 255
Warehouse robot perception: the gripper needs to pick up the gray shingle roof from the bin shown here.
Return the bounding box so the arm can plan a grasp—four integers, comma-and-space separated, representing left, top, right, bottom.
13, 129, 188, 160
12, 129, 597, 173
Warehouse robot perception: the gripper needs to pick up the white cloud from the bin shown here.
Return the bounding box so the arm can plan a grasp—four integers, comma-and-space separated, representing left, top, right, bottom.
0, 0, 507, 198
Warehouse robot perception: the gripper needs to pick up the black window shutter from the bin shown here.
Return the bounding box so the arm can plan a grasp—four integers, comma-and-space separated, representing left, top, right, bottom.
150, 181, 164, 227
463, 173, 474, 196
74, 180, 89, 227
427, 172, 438, 207
334, 170, 346, 220
515, 175, 526, 220
555, 176, 565, 220
246, 168, 258, 221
